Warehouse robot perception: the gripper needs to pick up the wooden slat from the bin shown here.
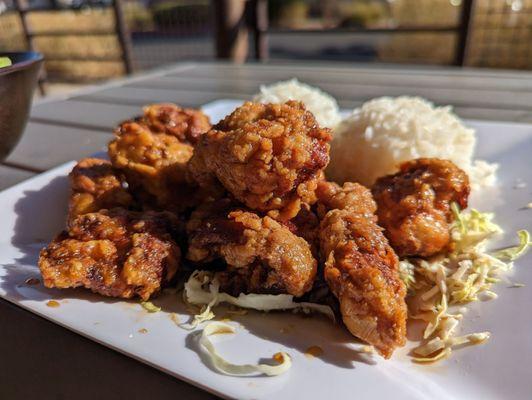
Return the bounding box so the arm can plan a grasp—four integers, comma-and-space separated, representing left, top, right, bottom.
451, 106, 532, 124
30, 100, 141, 131
129, 76, 259, 95
72, 84, 532, 124
324, 100, 532, 123
178, 61, 532, 80
4, 122, 112, 172
75, 87, 247, 108
0, 165, 35, 191
155, 67, 532, 92
128, 75, 532, 111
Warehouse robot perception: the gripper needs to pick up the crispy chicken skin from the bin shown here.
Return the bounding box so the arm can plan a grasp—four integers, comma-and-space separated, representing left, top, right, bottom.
316, 180, 377, 218
115, 103, 211, 145
188, 101, 332, 220
187, 199, 317, 297
317, 181, 407, 358
68, 158, 134, 221
39, 209, 181, 300
108, 121, 200, 212
372, 158, 470, 258
282, 204, 320, 257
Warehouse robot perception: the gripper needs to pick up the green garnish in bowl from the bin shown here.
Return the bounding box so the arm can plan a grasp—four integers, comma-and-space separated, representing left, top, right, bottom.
0, 57, 13, 68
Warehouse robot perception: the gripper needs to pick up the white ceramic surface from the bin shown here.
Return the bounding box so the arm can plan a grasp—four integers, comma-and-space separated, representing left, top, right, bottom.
0, 100, 531, 400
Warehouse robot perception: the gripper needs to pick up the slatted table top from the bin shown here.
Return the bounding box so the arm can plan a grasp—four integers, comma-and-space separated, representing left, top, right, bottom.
2, 61, 532, 399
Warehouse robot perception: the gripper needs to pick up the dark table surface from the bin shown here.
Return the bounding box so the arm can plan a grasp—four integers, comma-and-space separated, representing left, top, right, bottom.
2, 61, 532, 399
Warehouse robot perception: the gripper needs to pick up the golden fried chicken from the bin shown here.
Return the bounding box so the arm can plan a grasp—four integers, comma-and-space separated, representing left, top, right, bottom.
68, 158, 134, 221
372, 158, 470, 258
115, 103, 211, 145
108, 121, 201, 212
188, 101, 332, 220
317, 181, 407, 358
316, 180, 377, 218
282, 204, 320, 257
187, 199, 317, 297
39, 209, 181, 300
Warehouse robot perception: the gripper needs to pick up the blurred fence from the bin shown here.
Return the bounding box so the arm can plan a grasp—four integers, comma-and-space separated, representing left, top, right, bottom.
467, 0, 532, 69
0, 0, 530, 84
0, 0, 214, 82
265, 0, 532, 68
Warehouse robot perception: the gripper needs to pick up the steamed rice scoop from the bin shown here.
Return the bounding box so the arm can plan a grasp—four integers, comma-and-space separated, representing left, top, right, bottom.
253, 79, 342, 129
327, 96, 498, 189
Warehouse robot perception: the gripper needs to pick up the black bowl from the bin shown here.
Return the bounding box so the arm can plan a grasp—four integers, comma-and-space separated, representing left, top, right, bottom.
0, 52, 43, 161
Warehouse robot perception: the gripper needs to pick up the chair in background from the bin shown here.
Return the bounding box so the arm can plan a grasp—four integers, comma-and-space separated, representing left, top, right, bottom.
12, 0, 134, 95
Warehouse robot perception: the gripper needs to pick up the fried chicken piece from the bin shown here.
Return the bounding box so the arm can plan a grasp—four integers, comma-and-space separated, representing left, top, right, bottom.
282, 204, 320, 257
188, 101, 332, 220
316, 180, 377, 218
187, 199, 317, 297
115, 103, 211, 145
372, 158, 470, 258
68, 158, 134, 221
39, 209, 181, 300
317, 181, 407, 358
108, 121, 202, 212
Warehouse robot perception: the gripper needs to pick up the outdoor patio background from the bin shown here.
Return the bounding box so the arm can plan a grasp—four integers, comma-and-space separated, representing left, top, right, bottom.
0, 0, 530, 83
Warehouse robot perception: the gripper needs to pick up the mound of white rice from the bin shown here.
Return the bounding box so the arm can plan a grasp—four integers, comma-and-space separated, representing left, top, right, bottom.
253, 79, 341, 129
326, 96, 497, 188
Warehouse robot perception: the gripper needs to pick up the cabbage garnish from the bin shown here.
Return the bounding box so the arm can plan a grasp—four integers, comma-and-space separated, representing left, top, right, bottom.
450, 203, 502, 252
141, 301, 161, 313
398, 260, 416, 290
412, 332, 490, 363
407, 205, 528, 363
199, 322, 292, 376
180, 272, 219, 329
182, 270, 335, 327
492, 230, 531, 261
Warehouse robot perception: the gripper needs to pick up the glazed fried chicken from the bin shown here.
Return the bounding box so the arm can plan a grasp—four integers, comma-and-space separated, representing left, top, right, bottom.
316, 180, 377, 218
282, 204, 320, 257
68, 158, 134, 221
115, 103, 211, 145
109, 103, 211, 212
317, 181, 407, 358
108, 121, 200, 212
372, 158, 470, 258
39, 209, 181, 300
187, 199, 317, 297
188, 101, 332, 220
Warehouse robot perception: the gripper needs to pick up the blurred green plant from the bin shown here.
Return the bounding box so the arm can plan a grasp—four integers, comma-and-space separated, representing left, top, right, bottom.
0, 57, 12, 68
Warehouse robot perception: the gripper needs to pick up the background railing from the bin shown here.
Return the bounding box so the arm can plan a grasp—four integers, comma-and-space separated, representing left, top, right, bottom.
0, 0, 530, 91
241, 0, 474, 66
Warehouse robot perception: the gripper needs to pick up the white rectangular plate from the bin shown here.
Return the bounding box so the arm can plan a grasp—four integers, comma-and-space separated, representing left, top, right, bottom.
1, 100, 531, 400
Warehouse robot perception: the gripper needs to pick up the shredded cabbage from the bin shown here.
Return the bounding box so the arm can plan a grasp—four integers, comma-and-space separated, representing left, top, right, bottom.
199, 322, 292, 376
177, 205, 527, 366
398, 260, 416, 290
141, 301, 161, 313
492, 230, 531, 261
0, 57, 12, 68
406, 205, 529, 362
450, 203, 502, 252
412, 332, 490, 362
182, 270, 335, 328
